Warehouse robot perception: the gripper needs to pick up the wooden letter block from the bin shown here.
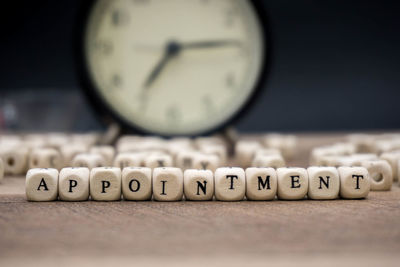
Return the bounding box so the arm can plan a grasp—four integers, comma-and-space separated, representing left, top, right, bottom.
338, 166, 370, 199
193, 153, 220, 172
380, 152, 400, 182
307, 167, 340, 200
152, 167, 183, 201
361, 160, 392, 191
235, 141, 263, 168
90, 167, 121, 201
60, 145, 88, 168
252, 154, 285, 168
175, 151, 197, 170
184, 169, 214, 201
214, 167, 245, 201
59, 167, 90, 201
26, 168, 59, 201
277, 168, 308, 200
90, 146, 116, 165
29, 148, 62, 170
114, 153, 143, 169
245, 167, 277, 201
72, 153, 106, 169
122, 167, 152, 201
144, 153, 173, 169
0, 146, 29, 175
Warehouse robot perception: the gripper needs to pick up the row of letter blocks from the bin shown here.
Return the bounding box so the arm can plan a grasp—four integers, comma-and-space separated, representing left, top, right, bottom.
26, 166, 371, 201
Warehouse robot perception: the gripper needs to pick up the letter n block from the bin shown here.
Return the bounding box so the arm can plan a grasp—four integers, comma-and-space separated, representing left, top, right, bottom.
90, 167, 121, 201
184, 169, 214, 201
277, 168, 308, 200
26, 168, 59, 201
307, 167, 339, 200
214, 167, 245, 201
338, 167, 370, 199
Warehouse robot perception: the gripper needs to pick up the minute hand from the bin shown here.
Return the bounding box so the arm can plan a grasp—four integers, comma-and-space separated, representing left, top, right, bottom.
181, 39, 241, 50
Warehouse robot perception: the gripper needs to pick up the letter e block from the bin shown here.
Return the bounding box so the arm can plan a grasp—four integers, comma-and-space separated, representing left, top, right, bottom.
277, 168, 308, 200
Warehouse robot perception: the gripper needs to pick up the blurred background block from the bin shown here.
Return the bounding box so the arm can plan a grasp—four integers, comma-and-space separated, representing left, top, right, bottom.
0, 0, 399, 132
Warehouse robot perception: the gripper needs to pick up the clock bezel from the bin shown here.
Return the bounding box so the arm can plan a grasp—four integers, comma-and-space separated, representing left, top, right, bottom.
75, 0, 271, 137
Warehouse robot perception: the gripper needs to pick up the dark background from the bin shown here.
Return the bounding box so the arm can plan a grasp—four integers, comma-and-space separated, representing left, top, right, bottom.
0, 0, 399, 133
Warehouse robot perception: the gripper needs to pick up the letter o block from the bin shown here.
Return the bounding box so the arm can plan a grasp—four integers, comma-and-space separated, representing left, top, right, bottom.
214, 167, 245, 201
307, 167, 339, 200
90, 167, 121, 201
277, 168, 308, 200
122, 167, 152, 201
58, 167, 90, 201
361, 160, 392, 191
184, 169, 214, 201
153, 167, 183, 201
338, 167, 370, 199
245, 167, 277, 200
26, 168, 59, 201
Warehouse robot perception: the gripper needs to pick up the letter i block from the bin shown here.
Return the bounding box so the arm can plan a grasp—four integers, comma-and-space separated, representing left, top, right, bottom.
184, 169, 214, 201
245, 167, 277, 200
338, 167, 370, 199
153, 167, 183, 201
26, 168, 59, 201
90, 167, 121, 201
58, 167, 90, 201
215, 167, 245, 201
277, 168, 308, 200
122, 167, 152, 201
307, 167, 340, 200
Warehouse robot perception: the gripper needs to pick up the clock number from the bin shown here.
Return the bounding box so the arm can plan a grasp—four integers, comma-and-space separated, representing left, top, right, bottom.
111, 9, 130, 26
111, 74, 123, 89
93, 40, 113, 56
203, 96, 216, 116
226, 72, 235, 90
166, 106, 181, 125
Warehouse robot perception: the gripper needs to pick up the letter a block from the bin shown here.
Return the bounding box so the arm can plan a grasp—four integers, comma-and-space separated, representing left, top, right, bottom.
307, 167, 339, 200
122, 167, 152, 201
215, 167, 245, 201
58, 167, 90, 201
90, 167, 121, 201
245, 167, 277, 200
277, 168, 308, 200
153, 167, 183, 201
184, 169, 214, 201
338, 166, 370, 199
26, 168, 59, 201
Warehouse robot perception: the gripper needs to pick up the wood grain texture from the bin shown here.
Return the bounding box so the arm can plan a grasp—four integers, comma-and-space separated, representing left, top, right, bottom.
0, 134, 399, 266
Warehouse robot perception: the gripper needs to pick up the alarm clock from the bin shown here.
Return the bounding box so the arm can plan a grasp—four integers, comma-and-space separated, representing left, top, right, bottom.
77, 0, 269, 136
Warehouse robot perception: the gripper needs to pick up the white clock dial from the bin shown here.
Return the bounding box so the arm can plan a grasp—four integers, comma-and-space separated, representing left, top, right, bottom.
85, 0, 265, 135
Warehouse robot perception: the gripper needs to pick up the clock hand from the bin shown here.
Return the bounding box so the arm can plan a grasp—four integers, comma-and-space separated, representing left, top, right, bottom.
180, 39, 241, 49
143, 41, 181, 89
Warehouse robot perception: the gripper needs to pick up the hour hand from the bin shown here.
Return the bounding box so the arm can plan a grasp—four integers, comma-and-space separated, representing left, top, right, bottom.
181, 39, 241, 50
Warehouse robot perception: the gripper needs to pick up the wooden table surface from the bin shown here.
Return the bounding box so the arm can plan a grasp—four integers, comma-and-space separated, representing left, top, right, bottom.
1, 133, 399, 266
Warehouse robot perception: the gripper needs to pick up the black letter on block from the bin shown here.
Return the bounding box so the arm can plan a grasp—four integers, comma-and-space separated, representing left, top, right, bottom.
37, 178, 49, 191
161, 180, 167, 195
226, 175, 238, 190
258, 176, 271, 190
318, 176, 330, 189
196, 181, 207, 195
290, 176, 301, 188
157, 160, 165, 167
68, 180, 78, 193
352, 175, 364, 189
200, 161, 209, 169
101, 181, 111, 193
129, 179, 140, 192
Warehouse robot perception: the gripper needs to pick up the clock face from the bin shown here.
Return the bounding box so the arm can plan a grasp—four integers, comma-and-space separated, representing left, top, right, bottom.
84, 0, 266, 136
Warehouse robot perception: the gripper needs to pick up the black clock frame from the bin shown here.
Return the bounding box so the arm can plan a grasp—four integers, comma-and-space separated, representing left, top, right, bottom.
75, 0, 271, 137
